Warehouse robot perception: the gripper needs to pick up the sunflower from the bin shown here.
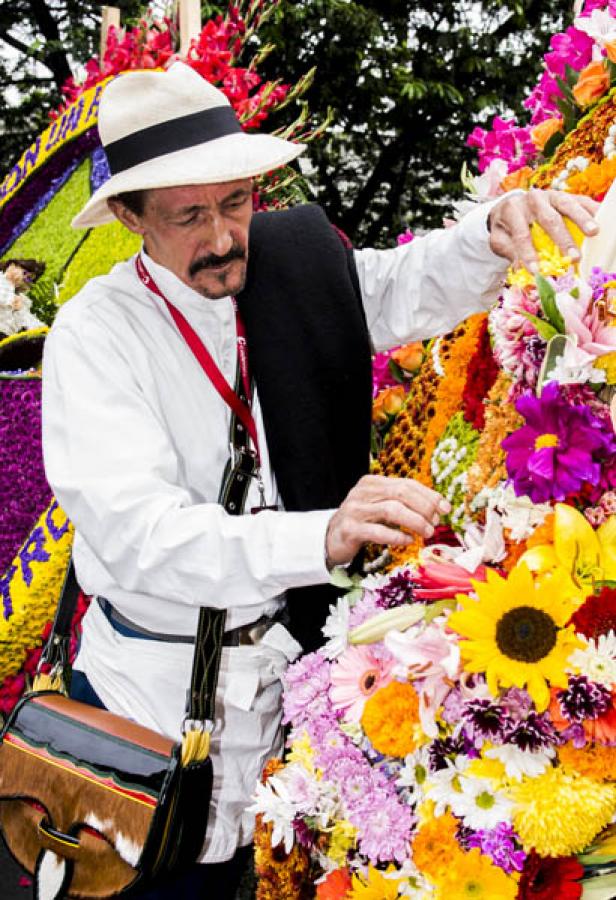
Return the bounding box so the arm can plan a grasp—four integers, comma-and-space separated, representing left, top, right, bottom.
448, 564, 581, 711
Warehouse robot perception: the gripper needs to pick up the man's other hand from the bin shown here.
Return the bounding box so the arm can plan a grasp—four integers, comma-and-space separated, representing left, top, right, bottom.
488, 189, 599, 274
325, 474, 451, 569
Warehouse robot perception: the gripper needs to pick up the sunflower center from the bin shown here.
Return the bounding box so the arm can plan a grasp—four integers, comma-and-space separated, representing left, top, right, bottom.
360, 669, 379, 695
534, 432, 559, 450
495, 606, 558, 662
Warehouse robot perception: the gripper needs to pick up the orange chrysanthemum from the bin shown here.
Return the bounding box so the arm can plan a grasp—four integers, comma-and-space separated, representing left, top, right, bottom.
361, 681, 421, 757
558, 742, 616, 781
412, 812, 460, 881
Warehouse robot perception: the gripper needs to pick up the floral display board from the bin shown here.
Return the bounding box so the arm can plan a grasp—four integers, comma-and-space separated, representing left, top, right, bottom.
252, 3, 616, 898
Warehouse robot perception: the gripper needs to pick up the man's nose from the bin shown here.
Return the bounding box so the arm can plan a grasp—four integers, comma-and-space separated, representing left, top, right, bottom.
208, 212, 234, 257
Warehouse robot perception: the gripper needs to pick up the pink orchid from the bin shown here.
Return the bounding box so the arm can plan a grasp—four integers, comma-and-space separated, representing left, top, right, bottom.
557, 286, 616, 359
384, 623, 461, 737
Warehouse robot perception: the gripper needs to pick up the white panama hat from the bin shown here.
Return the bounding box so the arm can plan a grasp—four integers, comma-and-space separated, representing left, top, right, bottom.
72, 61, 304, 229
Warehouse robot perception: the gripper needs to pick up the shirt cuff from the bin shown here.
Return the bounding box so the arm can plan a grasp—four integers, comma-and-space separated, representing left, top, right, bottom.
268, 508, 336, 591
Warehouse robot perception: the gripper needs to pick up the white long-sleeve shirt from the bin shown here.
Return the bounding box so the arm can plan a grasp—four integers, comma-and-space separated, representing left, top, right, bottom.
41, 201, 507, 862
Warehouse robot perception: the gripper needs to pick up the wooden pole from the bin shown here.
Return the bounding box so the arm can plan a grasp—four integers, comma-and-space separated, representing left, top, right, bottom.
178, 0, 201, 57
100, 6, 121, 62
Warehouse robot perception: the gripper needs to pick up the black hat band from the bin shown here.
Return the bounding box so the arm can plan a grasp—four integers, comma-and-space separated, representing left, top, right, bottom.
104, 106, 243, 175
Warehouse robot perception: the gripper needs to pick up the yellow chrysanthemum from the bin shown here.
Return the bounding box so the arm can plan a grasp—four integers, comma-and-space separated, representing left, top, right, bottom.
327, 819, 357, 867
349, 865, 403, 899
432, 847, 519, 899
448, 564, 581, 711
508, 221, 582, 286
595, 351, 616, 385
511, 766, 616, 856
287, 731, 319, 776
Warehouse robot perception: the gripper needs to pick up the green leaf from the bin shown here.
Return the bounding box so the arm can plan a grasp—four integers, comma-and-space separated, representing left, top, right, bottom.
555, 95, 579, 133
387, 357, 406, 383
537, 334, 569, 391
542, 129, 564, 158
329, 567, 354, 589
424, 599, 457, 624
536, 274, 566, 333
519, 311, 559, 341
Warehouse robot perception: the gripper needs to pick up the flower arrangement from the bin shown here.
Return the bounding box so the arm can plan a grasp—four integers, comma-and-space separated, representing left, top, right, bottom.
253, 150, 616, 900
465, 1, 616, 205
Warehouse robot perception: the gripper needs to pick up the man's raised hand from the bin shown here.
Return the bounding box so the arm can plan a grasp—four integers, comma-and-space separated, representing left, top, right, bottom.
325, 474, 451, 569
488, 188, 599, 274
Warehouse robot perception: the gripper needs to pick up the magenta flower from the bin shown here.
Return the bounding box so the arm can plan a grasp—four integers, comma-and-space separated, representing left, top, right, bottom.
467, 116, 537, 173
544, 26, 594, 78
502, 381, 616, 503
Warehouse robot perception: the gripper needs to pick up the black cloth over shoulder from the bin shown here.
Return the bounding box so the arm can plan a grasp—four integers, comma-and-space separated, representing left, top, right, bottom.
236, 204, 373, 652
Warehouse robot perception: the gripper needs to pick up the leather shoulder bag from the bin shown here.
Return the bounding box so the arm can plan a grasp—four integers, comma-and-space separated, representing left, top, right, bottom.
0, 559, 226, 898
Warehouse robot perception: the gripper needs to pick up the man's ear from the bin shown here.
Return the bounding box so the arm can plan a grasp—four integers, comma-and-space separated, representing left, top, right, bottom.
107, 199, 146, 236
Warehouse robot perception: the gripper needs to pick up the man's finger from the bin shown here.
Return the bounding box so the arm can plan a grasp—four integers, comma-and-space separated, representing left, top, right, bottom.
367, 499, 436, 538
490, 200, 538, 273
360, 474, 450, 515
548, 190, 600, 239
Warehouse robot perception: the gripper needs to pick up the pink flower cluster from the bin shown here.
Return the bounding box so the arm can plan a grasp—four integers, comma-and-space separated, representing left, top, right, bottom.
466, 116, 537, 174
524, 26, 594, 124
283, 649, 415, 864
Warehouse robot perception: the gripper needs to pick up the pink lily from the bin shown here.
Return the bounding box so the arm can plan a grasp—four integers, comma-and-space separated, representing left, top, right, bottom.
413, 550, 488, 600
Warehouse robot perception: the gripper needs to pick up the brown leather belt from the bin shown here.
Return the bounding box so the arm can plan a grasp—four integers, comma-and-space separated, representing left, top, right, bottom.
97, 597, 288, 646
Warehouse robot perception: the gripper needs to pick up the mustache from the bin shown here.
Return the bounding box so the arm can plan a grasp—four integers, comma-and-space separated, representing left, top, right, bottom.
189, 244, 246, 277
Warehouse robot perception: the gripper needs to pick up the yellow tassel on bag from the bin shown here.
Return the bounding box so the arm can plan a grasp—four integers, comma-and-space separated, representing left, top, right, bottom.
32, 672, 66, 693
181, 728, 211, 766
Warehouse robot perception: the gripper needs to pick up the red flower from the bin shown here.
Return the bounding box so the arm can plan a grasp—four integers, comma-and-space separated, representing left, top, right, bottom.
518, 852, 583, 899
462, 317, 499, 431
571, 587, 616, 640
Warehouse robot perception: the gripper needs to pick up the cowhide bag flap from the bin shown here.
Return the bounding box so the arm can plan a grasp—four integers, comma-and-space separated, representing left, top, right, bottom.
0, 563, 226, 899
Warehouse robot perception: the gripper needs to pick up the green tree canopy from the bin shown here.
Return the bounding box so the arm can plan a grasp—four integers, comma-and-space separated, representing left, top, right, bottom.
258, 0, 569, 244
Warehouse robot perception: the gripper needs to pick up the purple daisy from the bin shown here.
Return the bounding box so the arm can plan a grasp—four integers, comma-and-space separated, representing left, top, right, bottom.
502, 381, 616, 503
505, 711, 559, 752
556, 675, 611, 723
374, 570, 416, 609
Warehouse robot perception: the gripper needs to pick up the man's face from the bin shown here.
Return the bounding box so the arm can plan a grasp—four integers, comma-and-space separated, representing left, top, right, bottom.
113, 180, 253, 300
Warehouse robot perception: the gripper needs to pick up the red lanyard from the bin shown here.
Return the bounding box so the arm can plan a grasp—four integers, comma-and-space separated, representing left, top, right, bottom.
135, 255, 260, 463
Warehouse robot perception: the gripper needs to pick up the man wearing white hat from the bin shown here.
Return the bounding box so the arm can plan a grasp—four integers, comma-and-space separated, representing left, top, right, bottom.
42, 62, 599, 898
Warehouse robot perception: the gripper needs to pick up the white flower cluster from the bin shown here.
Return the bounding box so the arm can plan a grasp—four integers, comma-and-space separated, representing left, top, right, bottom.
430, 436, 469, 527
551, 155, 589, 190
603, 123, 616, 159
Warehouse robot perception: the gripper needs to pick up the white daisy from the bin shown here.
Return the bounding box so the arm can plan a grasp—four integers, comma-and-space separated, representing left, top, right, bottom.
570, 631, 616, 688
451, 777, 513, 831
248, 775, 298, 853
424, 756, 470, 816
322, 595, 351, 659
484, 744, 555, 781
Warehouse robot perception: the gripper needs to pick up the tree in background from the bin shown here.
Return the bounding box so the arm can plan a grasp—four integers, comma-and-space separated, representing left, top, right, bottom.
1, 1, 569, 243
0, 0, 142, 164
258, 0, 568, 244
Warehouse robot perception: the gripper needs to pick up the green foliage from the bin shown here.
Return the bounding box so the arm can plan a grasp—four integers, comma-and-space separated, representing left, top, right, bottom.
1, 159, 92, 322
258, 0, 569, 244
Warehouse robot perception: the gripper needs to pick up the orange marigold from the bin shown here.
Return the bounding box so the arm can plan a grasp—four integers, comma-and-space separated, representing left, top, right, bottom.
566, 155, 616, 199
316, 868, 353, 899
558, 742, 616, 781
412, 811, 461, 881
361, 680, 421, 757
254, 816, 312, 900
